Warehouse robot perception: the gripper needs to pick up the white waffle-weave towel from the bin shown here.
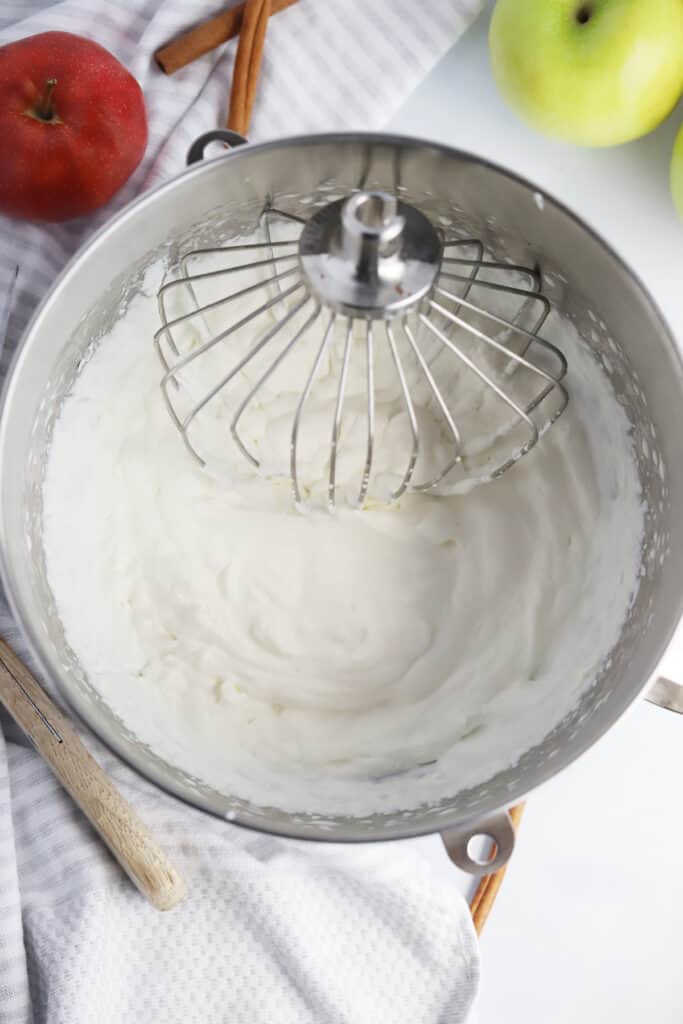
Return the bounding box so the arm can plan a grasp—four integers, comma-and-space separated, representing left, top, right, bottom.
0, 2, 483, 1021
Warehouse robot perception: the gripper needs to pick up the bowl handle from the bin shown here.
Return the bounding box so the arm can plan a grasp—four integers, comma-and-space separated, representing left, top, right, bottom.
440, 809, 516, 875
647, 676, 683, 715
186, 130, 249, 165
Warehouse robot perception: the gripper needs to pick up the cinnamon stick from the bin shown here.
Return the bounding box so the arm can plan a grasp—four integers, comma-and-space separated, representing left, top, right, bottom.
155, 0, 297, 75
470, 803, 525, 935
227, 0, 271, 134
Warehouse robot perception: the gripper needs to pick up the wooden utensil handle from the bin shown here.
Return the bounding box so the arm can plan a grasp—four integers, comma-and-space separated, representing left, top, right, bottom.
0, 638, 187, 911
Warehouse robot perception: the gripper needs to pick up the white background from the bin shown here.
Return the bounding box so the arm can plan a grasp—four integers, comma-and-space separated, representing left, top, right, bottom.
388, 8, 683, 1022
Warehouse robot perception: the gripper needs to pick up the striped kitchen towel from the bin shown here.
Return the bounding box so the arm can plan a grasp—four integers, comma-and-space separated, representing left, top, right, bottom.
0, 2, 483, 1021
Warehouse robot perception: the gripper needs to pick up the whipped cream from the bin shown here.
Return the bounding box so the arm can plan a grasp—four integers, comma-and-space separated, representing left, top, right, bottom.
42, 249, 644, 816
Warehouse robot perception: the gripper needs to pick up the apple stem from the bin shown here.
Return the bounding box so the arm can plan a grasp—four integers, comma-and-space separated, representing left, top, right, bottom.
37, 78, 58, 121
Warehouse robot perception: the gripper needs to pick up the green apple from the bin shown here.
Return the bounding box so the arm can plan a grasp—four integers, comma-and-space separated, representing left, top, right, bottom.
671, 123, 683, 218
489, 0, 683, 146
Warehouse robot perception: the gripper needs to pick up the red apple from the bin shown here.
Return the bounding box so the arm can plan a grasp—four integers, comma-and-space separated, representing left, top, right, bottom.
0, 31, 148, 222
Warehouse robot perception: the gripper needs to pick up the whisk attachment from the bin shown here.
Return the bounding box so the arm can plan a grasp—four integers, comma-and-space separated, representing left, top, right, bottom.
155, 187, 568, 510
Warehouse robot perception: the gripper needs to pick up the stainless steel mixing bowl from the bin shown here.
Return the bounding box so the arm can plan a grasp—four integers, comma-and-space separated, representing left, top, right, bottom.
1, 133, 682, 873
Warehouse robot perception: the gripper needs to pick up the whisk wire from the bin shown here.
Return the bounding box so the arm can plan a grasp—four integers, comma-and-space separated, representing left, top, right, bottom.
385, 320, 420, 500
156, 266, 301, 369
291, 310, 337, 506
401, 318, 463, 492
328, 319, 354, 511
431, 296, 565, 384
435, 284, 566, 380
173, 284, 307, 465
358, 320, 375, 507
419, 312, 539, 456
424, 238, 483, 348
161, 278, 303, 389
231, 299, 321, 469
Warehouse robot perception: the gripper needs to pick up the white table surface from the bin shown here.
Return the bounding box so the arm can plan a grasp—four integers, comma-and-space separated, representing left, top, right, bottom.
387, 8, 683, 1023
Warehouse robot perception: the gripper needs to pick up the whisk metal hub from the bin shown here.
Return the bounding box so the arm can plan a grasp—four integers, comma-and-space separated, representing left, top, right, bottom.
299, 190, 442, 318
